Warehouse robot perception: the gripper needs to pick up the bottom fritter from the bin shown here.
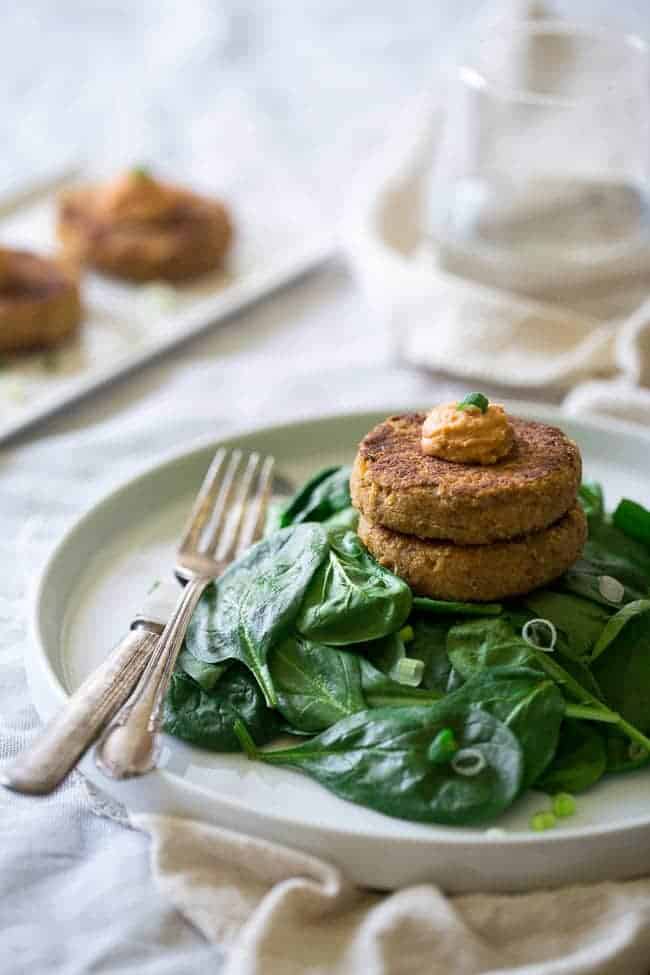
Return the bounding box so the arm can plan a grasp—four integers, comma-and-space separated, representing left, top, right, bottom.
358, 504, 587, 602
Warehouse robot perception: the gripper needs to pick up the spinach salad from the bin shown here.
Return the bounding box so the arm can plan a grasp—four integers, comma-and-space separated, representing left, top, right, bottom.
163, 467, 650, 828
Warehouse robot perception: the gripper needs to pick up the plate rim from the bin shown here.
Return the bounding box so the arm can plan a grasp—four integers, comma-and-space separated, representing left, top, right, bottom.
29, 400, 650, 848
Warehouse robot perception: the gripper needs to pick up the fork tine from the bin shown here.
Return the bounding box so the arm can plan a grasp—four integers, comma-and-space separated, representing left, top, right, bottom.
217, 452, 262, 562
177, 447, 228, 554
235, 455, 275, 557
199, 448, 244, 555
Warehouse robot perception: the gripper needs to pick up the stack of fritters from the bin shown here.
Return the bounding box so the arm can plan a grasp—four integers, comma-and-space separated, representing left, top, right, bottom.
351, 413, 587, 602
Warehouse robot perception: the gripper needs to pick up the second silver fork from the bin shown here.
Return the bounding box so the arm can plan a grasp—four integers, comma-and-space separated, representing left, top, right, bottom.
95, 446, 274, 779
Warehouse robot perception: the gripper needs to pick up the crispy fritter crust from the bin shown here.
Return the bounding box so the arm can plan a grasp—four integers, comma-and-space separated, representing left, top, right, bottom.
358, 504, 587, 602
0, 251, 81, 354
351, 413, 581, 545
57, 184, 233, 282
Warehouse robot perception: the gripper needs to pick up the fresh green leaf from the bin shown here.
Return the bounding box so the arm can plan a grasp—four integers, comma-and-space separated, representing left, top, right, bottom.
359, 658, 442, 709
581, 520, 650, 599
457, 392, 489, 413
163, 667, 281, 751
279, 466, 352, 527
412, 596, 502, 617
604, 729, 650, 774
592, 601, 650, 733
322, 506, 359, 533
238, 701, 523, 825
613, 499, 650, 548
269, 634, 365, 733
178, 648, 228, 691
186, 524, 330, 706
296, 529, 412, 645
561, 559, 641, 608
578, 482, 605, 524
408, 616, 457, 693
447, 618, 540, 680
591, 599, 650, 660
537, 720, 607, 794
263, 499, 285, 538
444, 667, 564, 789
524, 591, 612, 660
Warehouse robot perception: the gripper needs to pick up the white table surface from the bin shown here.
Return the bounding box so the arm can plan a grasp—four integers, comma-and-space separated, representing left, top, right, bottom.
2, 2, 650, 973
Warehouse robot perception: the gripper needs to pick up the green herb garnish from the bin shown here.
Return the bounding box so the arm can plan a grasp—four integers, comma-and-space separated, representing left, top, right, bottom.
457, 392, 489, 413
530, 811, 556, 831
130, 165, 152, 181
552, 793, 576, 818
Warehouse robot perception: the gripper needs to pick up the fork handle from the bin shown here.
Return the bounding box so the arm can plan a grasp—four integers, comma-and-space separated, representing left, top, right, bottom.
95, 576, 210, 779
0, 628, 159, 795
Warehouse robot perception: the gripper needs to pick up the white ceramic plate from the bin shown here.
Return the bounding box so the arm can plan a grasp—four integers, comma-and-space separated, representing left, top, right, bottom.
28, 403, 650, 893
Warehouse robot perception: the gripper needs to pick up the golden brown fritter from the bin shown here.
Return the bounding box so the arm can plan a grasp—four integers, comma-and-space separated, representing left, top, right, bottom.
0, 248, 81, 354
351, 413, 581, 545
57, 172, 233, 283
358, 504, 587, 602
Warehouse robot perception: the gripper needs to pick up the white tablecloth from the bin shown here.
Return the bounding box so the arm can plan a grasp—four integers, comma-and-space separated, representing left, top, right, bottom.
3, 2, 650, 972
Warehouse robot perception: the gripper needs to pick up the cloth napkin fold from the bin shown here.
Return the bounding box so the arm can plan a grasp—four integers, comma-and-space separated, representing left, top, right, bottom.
131, 813, 650, 975
344, 0, 650, 426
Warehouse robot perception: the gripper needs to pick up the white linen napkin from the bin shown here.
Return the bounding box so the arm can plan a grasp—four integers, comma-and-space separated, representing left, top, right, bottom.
130, 813, 650, 975
344, 0, 650, 426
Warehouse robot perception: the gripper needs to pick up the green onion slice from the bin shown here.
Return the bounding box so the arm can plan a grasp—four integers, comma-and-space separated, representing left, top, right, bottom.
457, 392, 489, 413
394, 657, 424, 687
522, 618, 557, 653
451, 747, 487, 777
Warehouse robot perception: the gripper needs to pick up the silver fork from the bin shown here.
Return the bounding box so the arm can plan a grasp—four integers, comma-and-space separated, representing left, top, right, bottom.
94, 446, 274, 779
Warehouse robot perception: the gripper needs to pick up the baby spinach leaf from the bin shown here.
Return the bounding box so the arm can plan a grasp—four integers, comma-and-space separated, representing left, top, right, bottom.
447, 618, 540, 680
445, 667, 564, 789
581, 520, 650, 599
361, 630, 408, 680
408, 616, 456, 693
359, 658, 442, 708
578, 482, 605, 524
613, 499, 650, 548
178, 648, 228, 691
524, 591, 612, 660
590, 599, 650, 660
163, 666, 282, 752
604, 728, 650, 774
186, 524, 330, 706
263, 499, 285, 538
321, 506, 359, 533
536, 719, 607, 794
296, 529, 412, 645
238, 701, 523, 825
592, 602, 650, 733
279, 466, 352, 527
269, 634, 365, 733
412, 596, 502, 617
561, 559, 642, 608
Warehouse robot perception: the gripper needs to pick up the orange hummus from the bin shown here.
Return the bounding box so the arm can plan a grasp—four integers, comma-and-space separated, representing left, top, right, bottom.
421, 401, 514, 464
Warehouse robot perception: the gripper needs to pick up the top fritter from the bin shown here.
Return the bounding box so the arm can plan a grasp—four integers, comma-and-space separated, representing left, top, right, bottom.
350, 411, 582, 545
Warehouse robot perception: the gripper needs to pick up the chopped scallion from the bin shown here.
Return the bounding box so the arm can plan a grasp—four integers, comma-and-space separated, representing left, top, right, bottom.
394, 657, 424, 687
522, 618, 557, 653
457, 392, 489, 414
428, 728, 458, 765
530, 811, 556, 831
552, 793, 576, 818
451, 747, 486, 777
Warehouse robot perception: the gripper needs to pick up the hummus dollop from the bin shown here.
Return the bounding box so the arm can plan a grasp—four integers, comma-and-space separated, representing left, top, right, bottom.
96, 169, 182, 223
421, 400, 514, 464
